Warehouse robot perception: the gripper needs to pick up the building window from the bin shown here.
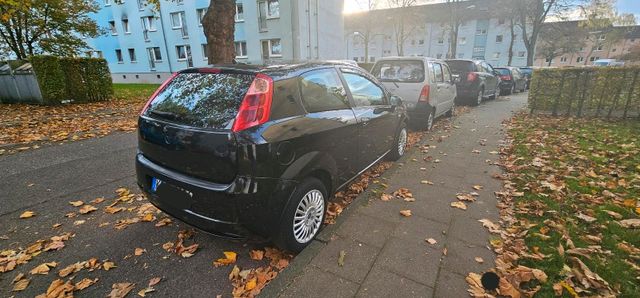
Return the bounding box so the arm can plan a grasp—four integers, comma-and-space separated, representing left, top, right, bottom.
150, 47, 162, 61
142, 16, 156, 31
437, 37, 444, 44
560, 56, 567, 63
137, 0, 145, 10
578, 47, 584, 52
235, 3, 244, 22
197, 8, 207, 25
267, 0, 279, 18
115, 49, 123, 63
105, 0, 111, 6
589, 56, 600, 62
575, 57, 583, 62
545, 58, 552, 63
235, 41, 248, 58
370, 56, 375, 62
595, 45, 603, 51
493, 52, 500, 59
122, 19, 130, 34
263, 39, 282, 57
128, 48, 136, 62
202, 44, 209, 59
176, 0, 183, 4
495, 35, 503, 43
418, 39, 424, 45
517, 51, 525, 57
108, 21, 117, 35
473, 47, 484, 53
353, 57, 358, 62
475, 29, 487, 35
176, 45, 188, 60
170, 12, 184, 28
436, 53, 443, 59
459, 37, 466, 45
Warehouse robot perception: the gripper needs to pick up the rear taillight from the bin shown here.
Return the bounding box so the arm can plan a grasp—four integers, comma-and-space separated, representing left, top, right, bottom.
419, 84, 431, 102
467, 73, 478, 82
140, 72, 178, 115
232, 73, 273, 132
500, 75, 512, 81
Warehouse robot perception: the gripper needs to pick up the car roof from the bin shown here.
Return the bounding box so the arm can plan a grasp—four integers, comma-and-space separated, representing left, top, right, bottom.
180, 61, 362, 80
375, 56, 445, 63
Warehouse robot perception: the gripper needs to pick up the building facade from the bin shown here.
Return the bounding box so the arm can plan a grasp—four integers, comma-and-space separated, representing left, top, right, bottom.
85, 0, 345, 83
344, 0, 530, 67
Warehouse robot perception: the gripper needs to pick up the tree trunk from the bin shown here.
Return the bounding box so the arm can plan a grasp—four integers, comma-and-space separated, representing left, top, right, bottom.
448, 24, 458, 59
507, 18, 515, 66
202, 0, 236, 64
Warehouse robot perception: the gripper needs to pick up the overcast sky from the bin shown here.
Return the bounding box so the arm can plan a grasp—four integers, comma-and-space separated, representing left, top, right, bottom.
343, 0, 640, 22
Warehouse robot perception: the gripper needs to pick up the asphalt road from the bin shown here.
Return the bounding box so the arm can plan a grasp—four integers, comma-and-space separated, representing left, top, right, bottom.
0, 132, 270, 297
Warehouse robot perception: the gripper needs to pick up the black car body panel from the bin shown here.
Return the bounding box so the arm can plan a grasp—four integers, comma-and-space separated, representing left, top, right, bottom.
495, 67, 527, 94
136, 62, 407, 239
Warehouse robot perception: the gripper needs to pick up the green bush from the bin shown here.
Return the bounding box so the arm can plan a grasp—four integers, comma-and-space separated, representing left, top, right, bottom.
31, 55, 113, 105
528, 67, 640, 119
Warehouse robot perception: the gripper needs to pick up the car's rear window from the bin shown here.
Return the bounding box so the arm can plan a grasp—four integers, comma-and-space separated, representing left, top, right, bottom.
144, 72, 254, 129
371, 60, 425, 83
446, 60, 475, 74
495, 68, 510, 75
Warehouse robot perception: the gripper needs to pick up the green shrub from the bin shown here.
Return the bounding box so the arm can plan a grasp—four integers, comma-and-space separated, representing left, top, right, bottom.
31, 55, 113, 105
528, 67, 640, 119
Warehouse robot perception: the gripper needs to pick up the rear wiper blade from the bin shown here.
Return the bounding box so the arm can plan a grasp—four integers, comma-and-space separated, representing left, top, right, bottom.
149, 110, 181, 121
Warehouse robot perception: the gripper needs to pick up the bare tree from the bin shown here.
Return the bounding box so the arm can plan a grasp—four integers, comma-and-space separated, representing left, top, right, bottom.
350, 0, 378, 63
386, 0, 419, 56
515, 0, 572, 66
536, 22, 585, 65
445, 0, 465, 59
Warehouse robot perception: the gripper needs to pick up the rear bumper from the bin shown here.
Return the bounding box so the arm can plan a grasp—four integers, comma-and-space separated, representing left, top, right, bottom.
499, 81, 514, 91
406, 102, 434, 125
136, 153, 297, 238
455, 85, 480, 100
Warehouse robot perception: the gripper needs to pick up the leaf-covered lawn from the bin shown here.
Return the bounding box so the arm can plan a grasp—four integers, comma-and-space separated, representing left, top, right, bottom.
0, 84, 158, 155
470, 114, 640, 297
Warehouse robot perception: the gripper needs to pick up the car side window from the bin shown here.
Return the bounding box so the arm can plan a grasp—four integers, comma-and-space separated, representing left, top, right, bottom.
342, 72, 386, 107
441, 63, 452, 83
484, 63, 494, 74
299, 68, 350, 113
432, 63, 444, 83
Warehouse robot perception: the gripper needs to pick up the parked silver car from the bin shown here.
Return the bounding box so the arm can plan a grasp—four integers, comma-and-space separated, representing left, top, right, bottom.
370, 57, 456, 130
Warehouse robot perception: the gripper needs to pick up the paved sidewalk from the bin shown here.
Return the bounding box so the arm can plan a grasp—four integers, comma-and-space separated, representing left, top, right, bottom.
263, 93, 528, 297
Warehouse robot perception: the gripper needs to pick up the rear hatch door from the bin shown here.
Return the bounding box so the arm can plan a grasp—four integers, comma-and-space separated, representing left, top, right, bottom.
371, 60, 425, 104
139, 70, 255, 184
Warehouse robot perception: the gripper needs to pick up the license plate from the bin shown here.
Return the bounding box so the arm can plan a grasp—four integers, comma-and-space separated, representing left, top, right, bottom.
151, 177, 162, 192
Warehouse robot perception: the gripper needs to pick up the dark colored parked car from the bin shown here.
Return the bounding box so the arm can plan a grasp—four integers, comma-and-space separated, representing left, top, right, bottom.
495, 67, 527, 95
136, 62, 408, 252
518, 67, 533, 90
445, 59, 499, 106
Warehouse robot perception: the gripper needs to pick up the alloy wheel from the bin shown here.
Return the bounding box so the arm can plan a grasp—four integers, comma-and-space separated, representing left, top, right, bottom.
397, 127, 407, 156
477, 90, 483, 105
292, 189, 324, 244
426, 112, 434, 131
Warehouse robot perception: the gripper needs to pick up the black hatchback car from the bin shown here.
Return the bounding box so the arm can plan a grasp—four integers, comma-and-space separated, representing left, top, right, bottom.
136, 62, 408, 252
445, 59, 500, 106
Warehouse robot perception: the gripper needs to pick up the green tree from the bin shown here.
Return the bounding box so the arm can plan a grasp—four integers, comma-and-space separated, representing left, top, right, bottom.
536, 22, 585, 66
0, 0, 100, 59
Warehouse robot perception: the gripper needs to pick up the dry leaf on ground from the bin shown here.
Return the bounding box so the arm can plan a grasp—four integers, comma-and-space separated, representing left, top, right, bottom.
451, 201, 467, 210
250, 250, 264, 261
214, 251, 237, 267
399, 210, 412, 217
20, 211, 35, 218
69, 201, 84, 207
426, 238, 437, 245
108, 282, 135, 298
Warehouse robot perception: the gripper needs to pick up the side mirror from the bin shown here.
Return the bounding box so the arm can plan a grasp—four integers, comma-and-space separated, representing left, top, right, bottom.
390, 95, 403, 107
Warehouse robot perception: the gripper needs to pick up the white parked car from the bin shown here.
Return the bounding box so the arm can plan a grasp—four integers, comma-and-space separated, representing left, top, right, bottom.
593, 59, 625, 67
370, 57, 456, 130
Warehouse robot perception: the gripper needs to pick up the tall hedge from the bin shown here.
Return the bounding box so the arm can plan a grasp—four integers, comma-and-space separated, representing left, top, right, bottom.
528, 67, 640, 119
31, 56, 113, 105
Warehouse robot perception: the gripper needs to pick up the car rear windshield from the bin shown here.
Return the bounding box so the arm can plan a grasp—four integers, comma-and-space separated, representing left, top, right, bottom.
495, 68, 510, 75
371, 60, 425, 83
144, 72, 254, 129
446, 60, 475, 74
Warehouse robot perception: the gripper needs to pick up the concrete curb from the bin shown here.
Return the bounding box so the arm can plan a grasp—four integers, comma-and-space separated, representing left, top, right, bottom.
260, 155, 407, 297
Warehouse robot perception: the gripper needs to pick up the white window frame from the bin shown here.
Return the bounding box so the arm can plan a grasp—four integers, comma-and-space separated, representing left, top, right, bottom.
197, 8, 207, 26
108, 21, 117, 35
150, 47, 162, 62
560, 56, 567, 63
235, 3, 244, 22
176, 45, 188, 61
576, 56, 584, 63
266, 39, 282, 57
128, 48, 137, 62
202, 44, 209, 60
143, 16, 157, 31
235, 41, 248, 58
266, 0, 279, 19
105, 0, 112, 6
122, 19, 130, 34
170, 12, 184, 29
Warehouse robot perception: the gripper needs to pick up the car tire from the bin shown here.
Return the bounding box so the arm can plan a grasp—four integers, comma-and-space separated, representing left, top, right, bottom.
445, 104, 454, 117
274, 177, 327, 253
425, 110, 435, 131
387, 122, 407, 161
512, 84, 517, 94
472, 89, 483, 106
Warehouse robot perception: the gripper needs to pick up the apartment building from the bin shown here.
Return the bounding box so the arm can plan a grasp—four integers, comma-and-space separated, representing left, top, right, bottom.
534, 22, 640, 67
344, 0, 530, 67
85, 0, 345, 83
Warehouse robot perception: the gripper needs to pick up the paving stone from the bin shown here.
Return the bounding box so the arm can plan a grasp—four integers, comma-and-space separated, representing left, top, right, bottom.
357, 199, 405, 223
279, 265, 359, 298
334, 213, 396, 248
374, 236, 442, 287
448, 213, 493, 246
441, 238, 496, 276
311, 236, 380, 283
433, 269, 472, 298
357, 265, 433, 298
391, 214, 448, 246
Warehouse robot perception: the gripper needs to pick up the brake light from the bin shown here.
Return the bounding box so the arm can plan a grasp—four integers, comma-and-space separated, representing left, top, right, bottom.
140, 72, 178, 115
467, 73, 478, 82
419, 84, 430, 102
232, 73, 273, 132
500, 75, 512, 81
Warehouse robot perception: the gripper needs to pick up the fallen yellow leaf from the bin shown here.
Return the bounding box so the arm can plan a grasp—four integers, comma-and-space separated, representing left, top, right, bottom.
30, 262, 57, 275
103, 261, 116, 271
213, 251, 237, 267
245, 278, 257, 290
20, 211, 35, 218
69, 201, 84, 207
12, 278, 29, 291
451, 201, 467, 210
399, 210, 412, 217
